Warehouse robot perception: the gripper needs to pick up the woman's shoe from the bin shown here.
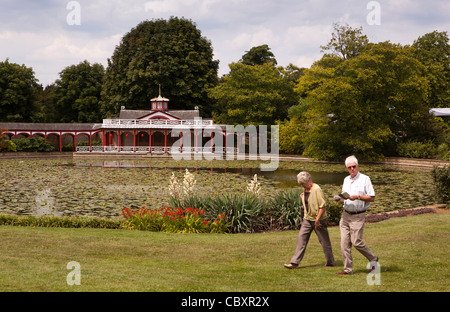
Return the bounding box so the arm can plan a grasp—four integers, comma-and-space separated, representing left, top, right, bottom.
284, 263, 299, 269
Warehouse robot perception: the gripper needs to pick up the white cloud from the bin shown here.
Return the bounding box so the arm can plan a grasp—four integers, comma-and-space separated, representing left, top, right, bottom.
37, 33, 121, 61
0, 0, 448, 85
144, 0, 181, 14
0, 29, 121, 85
227, 26, 279, 51
144, 0, 226, 18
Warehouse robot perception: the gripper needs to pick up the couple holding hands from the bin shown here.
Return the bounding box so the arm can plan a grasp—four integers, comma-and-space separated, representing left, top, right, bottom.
284, 155, 379, 275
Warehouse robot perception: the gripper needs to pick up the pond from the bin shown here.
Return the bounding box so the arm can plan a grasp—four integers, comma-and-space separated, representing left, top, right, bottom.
75, 161, 348, 188
0, 157, 439, 219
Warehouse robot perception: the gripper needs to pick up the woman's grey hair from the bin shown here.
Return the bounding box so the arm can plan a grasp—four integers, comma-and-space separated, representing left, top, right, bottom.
297, 171, 312, 185
345, 155, 359, 167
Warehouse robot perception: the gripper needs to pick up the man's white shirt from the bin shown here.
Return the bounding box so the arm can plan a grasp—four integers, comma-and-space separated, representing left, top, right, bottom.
342, 172, 375, 212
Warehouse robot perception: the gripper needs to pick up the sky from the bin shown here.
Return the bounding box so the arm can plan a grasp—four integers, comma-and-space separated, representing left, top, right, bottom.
0, 0, 449, 87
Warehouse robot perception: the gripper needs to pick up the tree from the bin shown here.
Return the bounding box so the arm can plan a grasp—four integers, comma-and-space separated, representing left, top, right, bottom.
53, 60, 105, 123
100, 17, 219, 117
0, 59, 39, 122
296, 42, 431, 160
320, 23, 369, 60
412, 31, 450, 108
209, 62, 298, 126
277, 117, 304, 154
32, 84, 57, 123
240, 44, 277, 66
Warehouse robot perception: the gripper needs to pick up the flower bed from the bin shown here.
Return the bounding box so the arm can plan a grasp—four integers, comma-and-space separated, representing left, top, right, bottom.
121, 206, 228, 233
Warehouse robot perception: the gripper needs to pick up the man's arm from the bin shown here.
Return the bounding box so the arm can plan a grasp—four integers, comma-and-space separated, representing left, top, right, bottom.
348, 194, 375, 202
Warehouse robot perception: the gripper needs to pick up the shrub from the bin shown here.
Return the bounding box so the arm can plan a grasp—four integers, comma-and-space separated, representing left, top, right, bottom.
12, 137, 54, 152
0, 140, 17, 152
431, 165, 450, 207
437, 143, 450, 161
397, 140, 436, 159
201, 194, 266, 233
172, 190, 305, 233
325, 200, 344, 225
266, 189, 303, 230
0, 214, 122, 229
62, 144, 73, 151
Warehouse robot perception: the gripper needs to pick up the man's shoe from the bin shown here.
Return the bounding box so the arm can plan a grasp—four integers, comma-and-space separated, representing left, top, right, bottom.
336, 270, 352, 275
284, 263, 299, 269
369, 261, 379, 273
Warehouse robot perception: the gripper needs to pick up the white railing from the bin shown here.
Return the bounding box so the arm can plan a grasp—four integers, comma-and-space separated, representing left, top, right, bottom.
102, 119, 213, 128
76, 146, 239, 154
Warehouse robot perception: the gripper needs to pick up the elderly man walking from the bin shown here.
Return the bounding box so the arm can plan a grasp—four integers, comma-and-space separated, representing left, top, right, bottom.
334, 155, 379, 275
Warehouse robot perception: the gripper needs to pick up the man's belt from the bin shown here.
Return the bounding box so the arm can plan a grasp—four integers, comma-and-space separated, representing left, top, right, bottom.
344, 210, 366, 215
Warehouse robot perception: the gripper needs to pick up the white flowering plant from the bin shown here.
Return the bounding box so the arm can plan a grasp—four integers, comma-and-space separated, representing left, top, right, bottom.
247, 174, 261, 196
169, 169, 197, 201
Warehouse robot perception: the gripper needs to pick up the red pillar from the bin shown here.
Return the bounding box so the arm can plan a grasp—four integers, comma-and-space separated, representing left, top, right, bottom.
211, 131, 213, 152
118, 130, 121, 151
102, 130, 105, 151
164, 129, 167, 151
195, 131, 198, 152
149, 130, 152, 152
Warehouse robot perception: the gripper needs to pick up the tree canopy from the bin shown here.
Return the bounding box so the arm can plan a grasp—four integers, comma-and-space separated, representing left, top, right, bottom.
412, 30, 450, 108
240, 44, 277, 66
320, 23, 369, 60
209, 62, 298, 126
52, 60, 105, 123
0, 59, 39, 122
275, 25, 449, 160
296, 41, 433, 160
100, 17, 219, 117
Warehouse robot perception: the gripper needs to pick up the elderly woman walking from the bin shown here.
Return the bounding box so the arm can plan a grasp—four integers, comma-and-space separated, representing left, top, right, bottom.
284, 171, 335, 269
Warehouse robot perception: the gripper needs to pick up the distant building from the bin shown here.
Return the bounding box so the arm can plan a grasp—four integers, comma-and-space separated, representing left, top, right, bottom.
0, 91, 227, 154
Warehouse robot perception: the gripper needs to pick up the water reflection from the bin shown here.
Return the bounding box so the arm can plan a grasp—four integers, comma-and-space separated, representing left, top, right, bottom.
74, 161, 347, 187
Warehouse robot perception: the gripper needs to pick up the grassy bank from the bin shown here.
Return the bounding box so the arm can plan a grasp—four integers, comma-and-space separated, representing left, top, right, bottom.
0, 211, 448, 292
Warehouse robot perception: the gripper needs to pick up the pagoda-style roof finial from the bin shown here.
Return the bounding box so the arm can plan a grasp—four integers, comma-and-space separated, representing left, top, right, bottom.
151, 84, 169, 111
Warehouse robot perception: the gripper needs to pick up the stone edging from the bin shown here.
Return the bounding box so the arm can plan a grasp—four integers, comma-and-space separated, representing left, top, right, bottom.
365, 204, 448, 223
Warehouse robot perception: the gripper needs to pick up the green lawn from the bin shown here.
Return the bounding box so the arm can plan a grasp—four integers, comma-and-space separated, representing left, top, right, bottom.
0, 211, 448, 292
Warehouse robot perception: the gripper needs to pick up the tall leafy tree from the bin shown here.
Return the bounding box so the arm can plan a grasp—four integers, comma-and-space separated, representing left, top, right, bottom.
209, 62, 298, 126
296, 42, 431, 160
412, 31, 450, 108
53, 60, 105, 123
0, 59, 39, 122
32, 84, 57, 123
100, 17, 219, 117
240, 44, 277, 66
320, 23, 369, 60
